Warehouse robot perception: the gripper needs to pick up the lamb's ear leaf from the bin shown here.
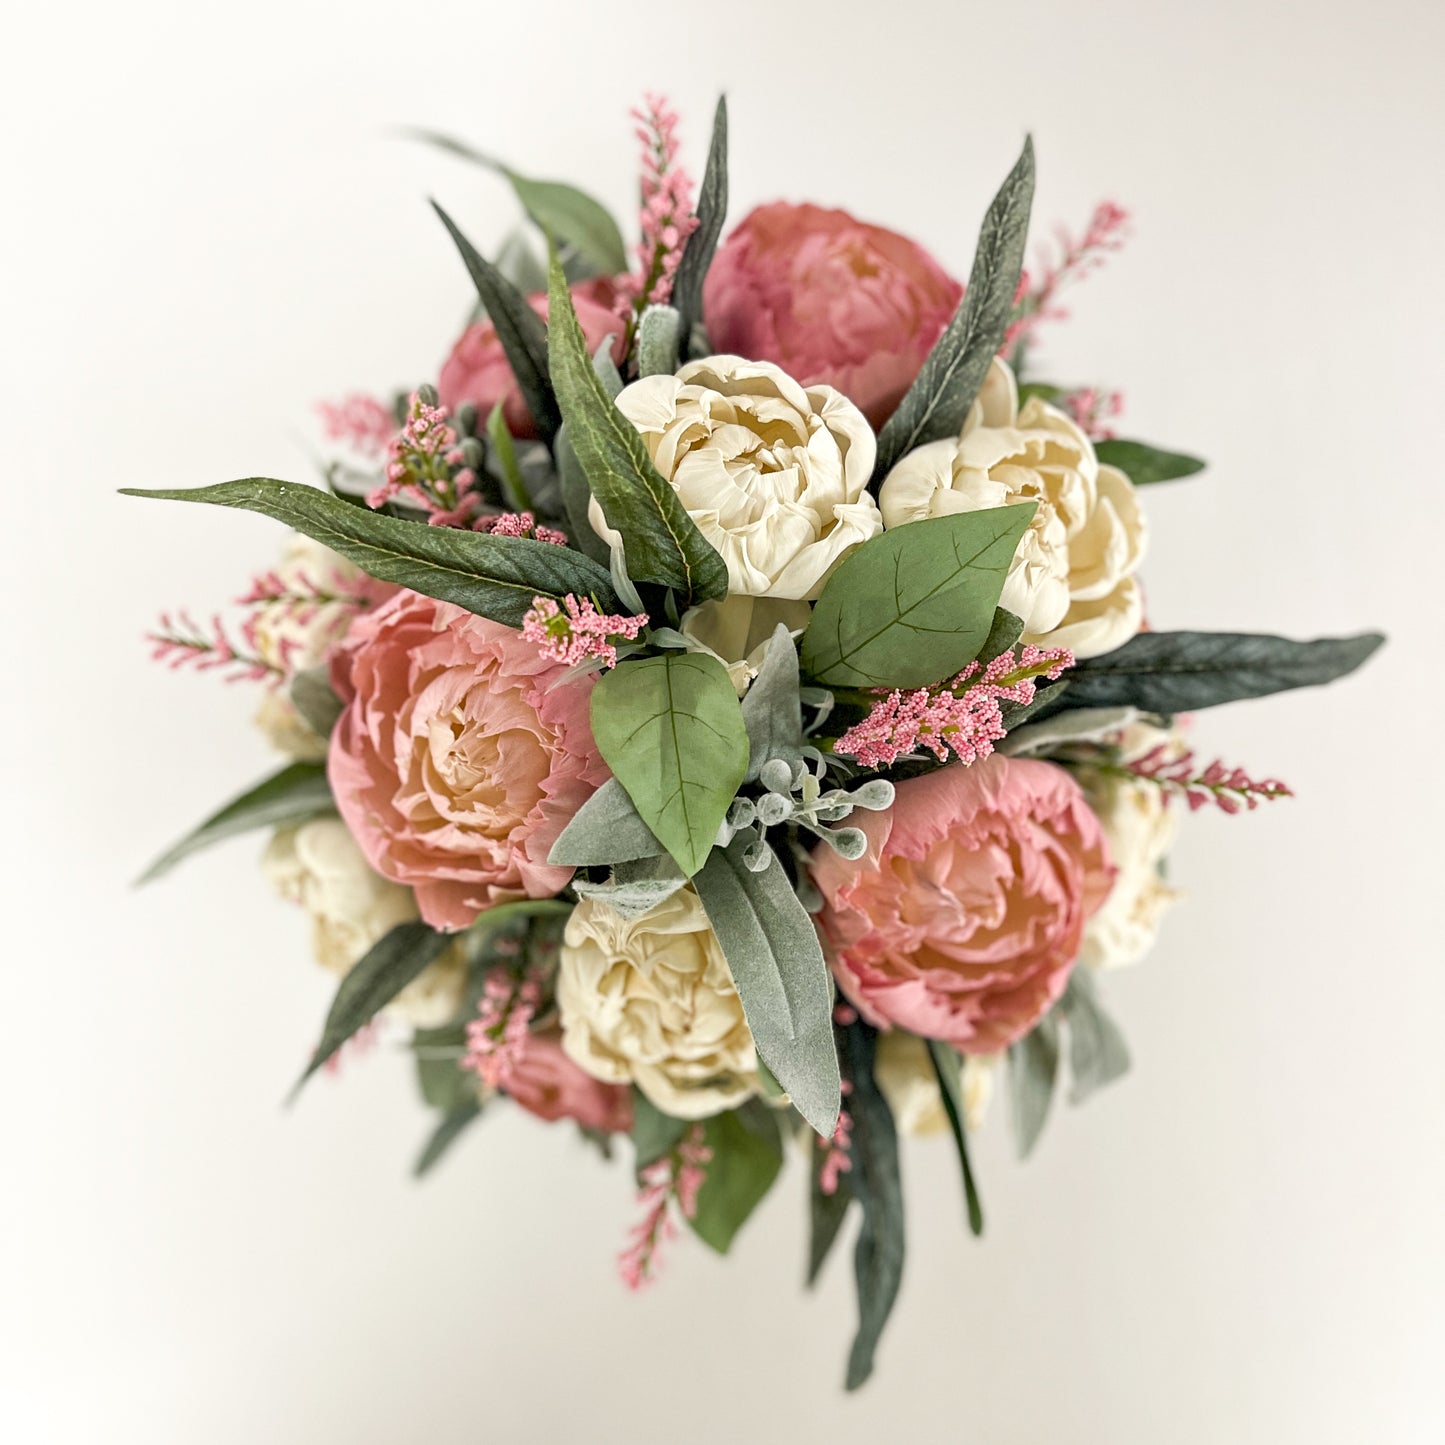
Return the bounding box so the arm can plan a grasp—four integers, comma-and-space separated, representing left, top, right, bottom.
1007, 1013, 1061, 1158
637, 305, 682, 378
289, 666, 344, 741
1058, 971, 1131, 1104
672, 95, 729, 358
741, 625, 806, 782
547, 777, 666, 868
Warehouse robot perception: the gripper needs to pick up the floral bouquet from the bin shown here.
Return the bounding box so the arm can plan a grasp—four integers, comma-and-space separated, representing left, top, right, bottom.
128, 96, 1381, 1388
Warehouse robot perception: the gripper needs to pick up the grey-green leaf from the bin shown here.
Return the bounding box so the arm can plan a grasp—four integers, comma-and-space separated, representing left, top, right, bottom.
555, 425, 614, 566
1094, 438, 1206, 485
808, 1161, 853, 1287
294, 922, 455, 1093
741, 625, 806, 781
688, 1104, 784, 1254
485, 402, 531, 513
589, 654, 749, 878
547, 776, 666, 868
121, 480, 619, 627
1007, 1013, 1061, 1159
413, 1103, 482, 1179
137, 761, 333, 884
637, 305, 682, 377
672, 95, 728, 350
927, 1041, 984, 1236
432, 201, 561, 445
800, 504, 1037, 688
631, 1090, 690, 1171
873, 136, 1036, 481
547, 252, 729, 604
572, 855, 687, 919
1001, 705, 1139, 757
1058, 630, 1385, 714
1058, 971, 1130, 1104
693, 837, 841, 1137
289, 666, 344, 740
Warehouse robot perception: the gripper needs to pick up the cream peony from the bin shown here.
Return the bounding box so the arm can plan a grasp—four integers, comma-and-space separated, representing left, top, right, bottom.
602, 356, 882, 600
877, 358, 1146, 658
556, 888, 758, 1119
263, 818, 464, 1026
874, 1031, 1000, 1135
1081, 724, 1184, 970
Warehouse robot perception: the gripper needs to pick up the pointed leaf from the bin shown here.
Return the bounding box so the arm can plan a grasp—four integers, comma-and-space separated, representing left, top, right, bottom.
673, 95, 728, 352
800, 503, 1036, 688
631, 1090, 690, 1171
121, 480, 619, 627
1058, 971, 1130, 1104
808, 1162, 853, 1287
413, 1103, 483, 1179
688, 1104, 784, 1254
1007, 1013, 1060, 1159
547, 776, 666, 868
741, 625, 806, 781
555, 425, 614, 566
289, 666, 343, 740
572, 855, 687, 919
485, 402, 531, 513
637, 305, 682, 377
927, 1041, 985, 1236
1093, 438, 1206, 485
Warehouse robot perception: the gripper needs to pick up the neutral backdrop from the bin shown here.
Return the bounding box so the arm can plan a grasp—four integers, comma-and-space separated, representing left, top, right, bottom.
4, 2, 1442, 1442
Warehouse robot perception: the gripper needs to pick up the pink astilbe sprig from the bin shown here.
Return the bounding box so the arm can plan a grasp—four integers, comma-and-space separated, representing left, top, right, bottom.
616, 93, 700, 335
460, 968, 542, 1090
236, 566, 383, 617
618, 1124, 712, 1291
1005, 200, 1131, 358
147, 609, 290, 685
836, 646, 1074, 770
473, 511, 569, 546
315, 394, 396, 458
817, 1079, 855, 1197
521, 594, 648, 669
1059, 385, 1125, 441
367, 390, 483, 527
1119, 743, 1293, 815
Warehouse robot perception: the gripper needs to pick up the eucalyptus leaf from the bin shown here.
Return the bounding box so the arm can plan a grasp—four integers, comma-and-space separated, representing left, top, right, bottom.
293, 922, 455, 1094
673, 96, 728, 352
547, 252, 729, 604
688, 1104, 784, 1254
800, 504, 1037, 688
121, 480, 619, 627
741, 625, 806, 782
839, 1020, 905, 1392
631, 1090, 690, 1171
1094, 438, 1206, 485
808, 1162, 853, 1287
137, 761, 333, 884
413, 1103, 482, 1179
637, 305, 682, 377
873, 136, 1035, 481
693, 838, 841, 1138
431, 202, 561, 444
289, 666, 343, 740
1058, 971, 1131, 1104
589, 653, 749, 878
1056, 630, 1385, 714
927, 1041, 984, 1236
547, 777, 666, 868
1007, 1013, 1061, 1159
485, 402, 531, 513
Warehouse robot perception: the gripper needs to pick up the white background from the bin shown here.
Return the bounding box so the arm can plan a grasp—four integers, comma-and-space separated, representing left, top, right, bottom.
4, 2, 1442, 1441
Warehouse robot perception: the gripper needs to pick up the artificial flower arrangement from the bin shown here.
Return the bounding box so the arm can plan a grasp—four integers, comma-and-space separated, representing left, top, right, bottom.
129, 96, 1382, 1388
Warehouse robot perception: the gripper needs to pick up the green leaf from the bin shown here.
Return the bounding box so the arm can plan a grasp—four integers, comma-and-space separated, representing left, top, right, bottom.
547, 776, 666, 868
431, 201, 561, 445
137, 762, 333, 884
485, 402, 531, 513
800, 504, 1037, 689
631, 1090, 690, 1171
415, 1048, 474, 1114
637, 305, 682, 377
555, 425, 614, 567
808, 1161, 853, 1287
413, 1103, 482, 1179
589, 654, 749, 878
1056, 630, 1386, 714
927, 1041, 984, 1236
693, 838, 842, 1138
976, 606, 1025, 666
547, 252, 729, 604
121, 480, 619, 627
740, 625, 806, 782
289, 666, 344, 740
1057, 971, 1130, 1104
408, 130, 628, 276
672, 95, 728, 352
1007, 1013, 1060, 1159
572, 854, 687, 920
839, 1020, 905, 1392
1093, 437, 1206, 485
293, 922, 455, 1094
688, 1104, 785, 1254
873, 136, 1036, 481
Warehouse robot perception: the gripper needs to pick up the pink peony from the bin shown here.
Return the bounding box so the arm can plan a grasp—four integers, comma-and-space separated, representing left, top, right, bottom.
812, 757, 1114, 1053
438, 277, 624, 440
702, 203, 962, 429
327, 591, 609, 931
506, 1032, 634, 1133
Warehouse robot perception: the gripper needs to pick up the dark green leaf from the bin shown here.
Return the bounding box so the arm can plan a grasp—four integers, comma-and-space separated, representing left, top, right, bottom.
293, 922, 454, 1094
976, 606, 1025, 666
840, 1020, 905, 1392
1058, 971, 1130, 1104
631, 1090, 690, 1171
1094, 437, 1206, 485
555, 425, 614, 566
589, 654, 749, 878
800, 504, 1037, 688
485, 402, 531, 512
688, 1104, 784, 1254
808, 1160, 853, 1287
547, 252, 729, 604
431, 201, 561, 445
121, 480, 619, 627
693, 838, 842, 1138
137, 762, 333, 884
672, 95, 728, 352
927, 1041, 984, 1236
1007, 1013, 1060, 1159
289, 666, 343, 740
740, 625, 806, 781
873, 136, 1036, 480
1057, 630, 1385, 714
415, 1049, 474, 1113
413, 1103, 482, 1179
547, 777, 666, 868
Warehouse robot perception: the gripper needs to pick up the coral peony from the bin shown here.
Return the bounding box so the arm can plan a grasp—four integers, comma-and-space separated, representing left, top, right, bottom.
504, 1032, 635, 1133
327, 591, 608, 931
702, 202, 962, 429
813, 757, 1113, 1053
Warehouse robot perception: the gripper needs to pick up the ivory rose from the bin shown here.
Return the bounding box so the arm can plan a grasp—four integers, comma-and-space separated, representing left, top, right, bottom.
813, 756, 1114, 1053
873, 1032, 1000, 1135
556, 888, 758, 1119
604, 356, 882, 601
263, 818, 464, 1026
878, 357, 1147, 658
438, 276, 623, 439
327, 591, 608, 932
702, 203, 962, 429
504, 1032, 635, 1133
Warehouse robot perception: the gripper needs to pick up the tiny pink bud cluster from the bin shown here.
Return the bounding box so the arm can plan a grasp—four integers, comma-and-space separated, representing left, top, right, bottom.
147, 610, 289, 685
474, 511, 569, 546
367, 391, 484, 527
1059, 385, 1125, 440
520, 594, 648, 669
315, 394, 395, 458
1126, 743, 1293, 814
618, 1124, 712, 1290
818, 1079, 855, 1197
460, 970, 542, 1090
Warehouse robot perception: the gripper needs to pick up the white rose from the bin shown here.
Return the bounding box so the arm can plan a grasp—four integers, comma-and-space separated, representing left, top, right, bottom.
263, 818, 464, 1026
874, 1031, 1000, 1135
1081, 724, 1184, 970
601, 356, 882, 600
877, 357, 1146, 658
556, 887, 758, 1119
